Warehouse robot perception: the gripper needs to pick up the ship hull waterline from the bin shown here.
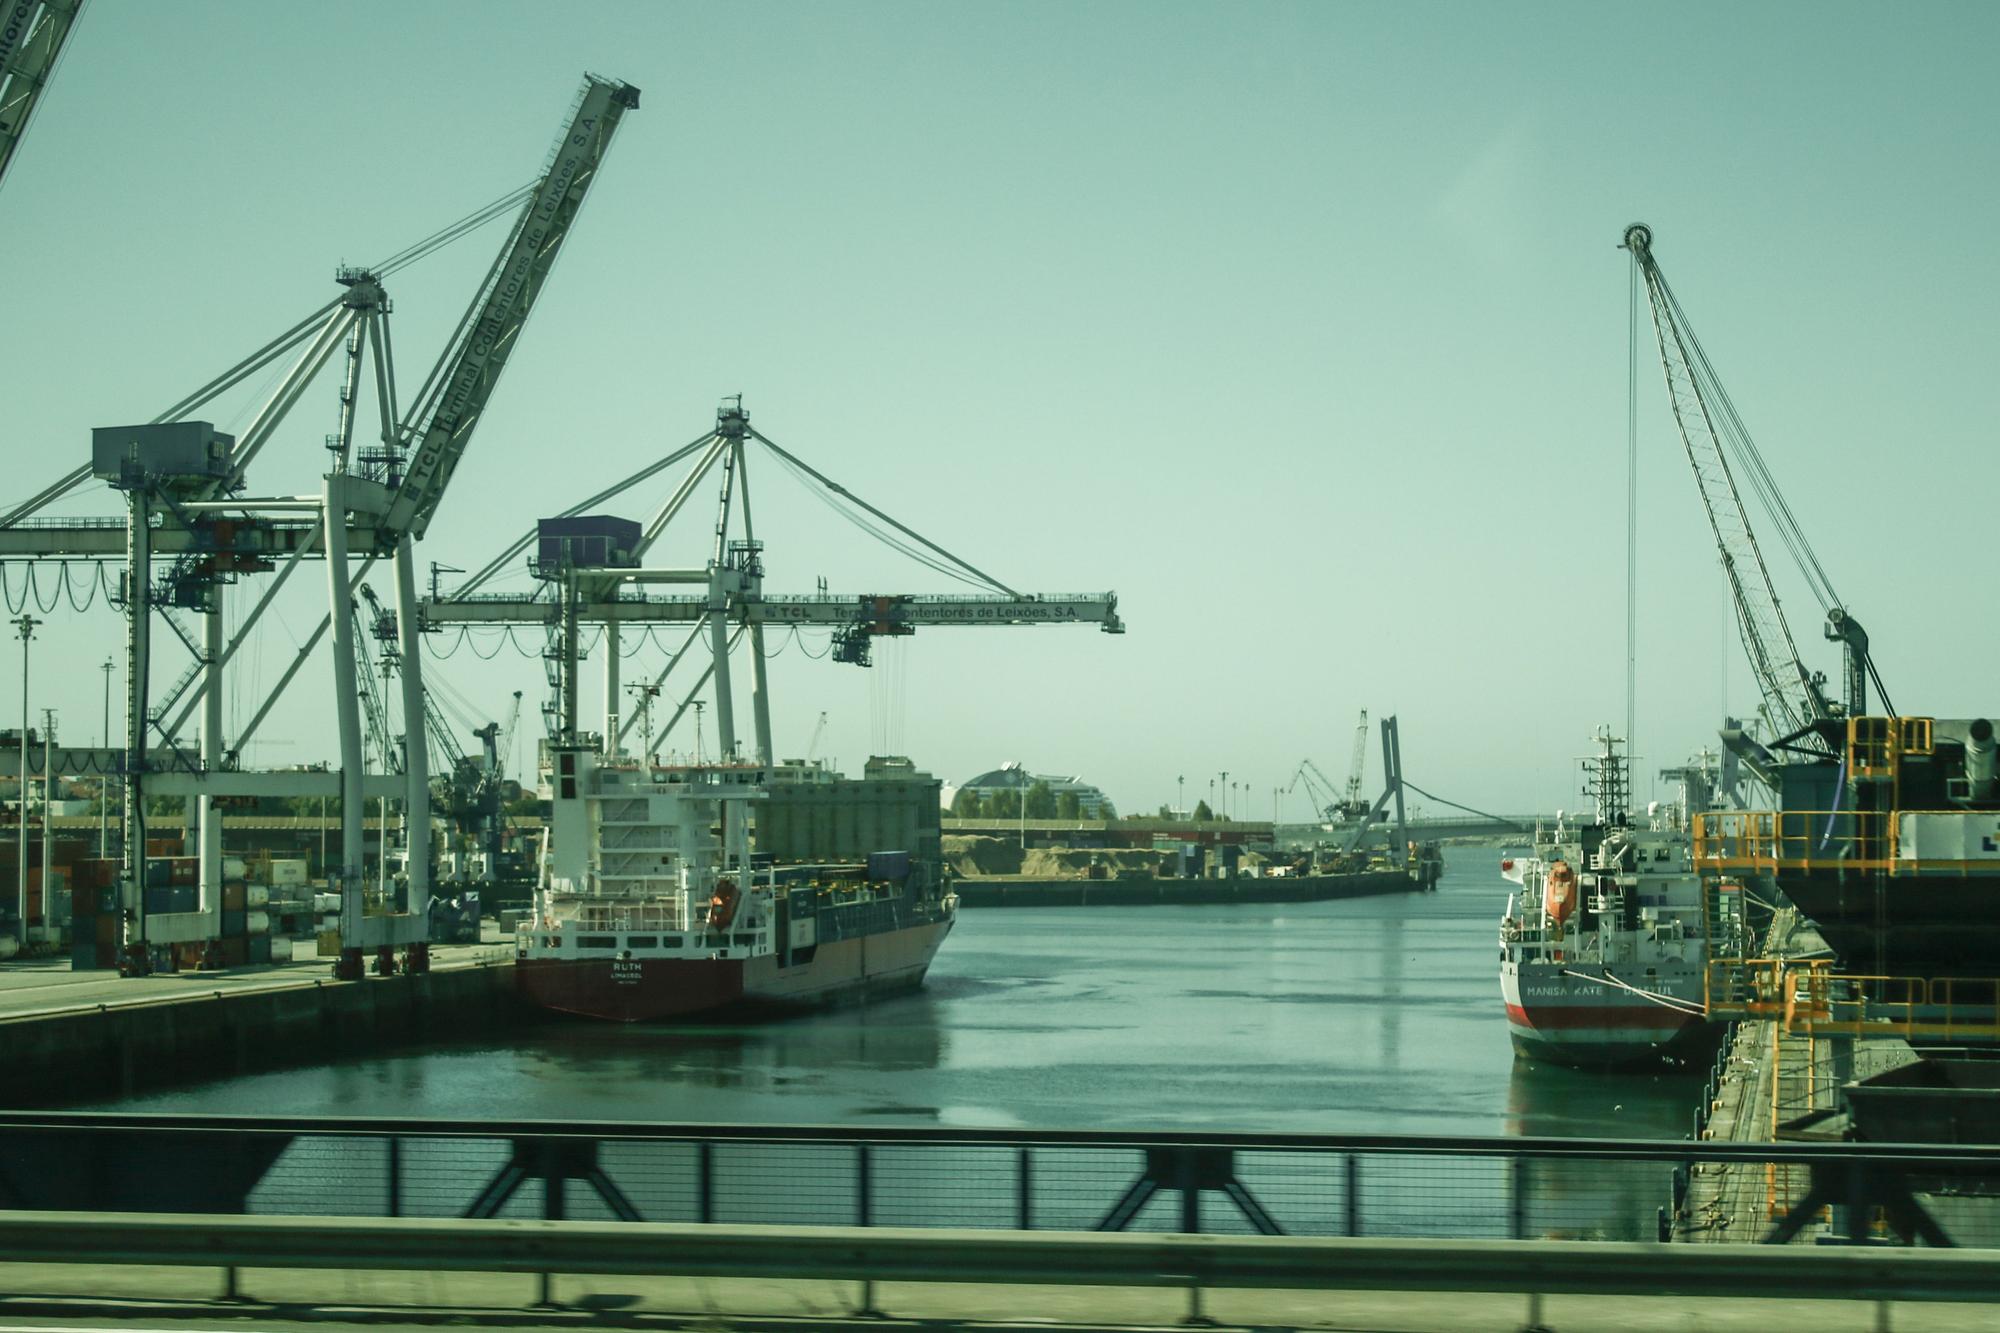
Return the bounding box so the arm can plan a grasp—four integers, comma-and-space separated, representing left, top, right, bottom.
517, 918, 954, 1024
1501, 964, 1725, 1071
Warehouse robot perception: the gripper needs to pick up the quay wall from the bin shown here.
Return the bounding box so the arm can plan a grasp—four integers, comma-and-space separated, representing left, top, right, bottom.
954, 871, 1416, 908
0, 962, 534, 1109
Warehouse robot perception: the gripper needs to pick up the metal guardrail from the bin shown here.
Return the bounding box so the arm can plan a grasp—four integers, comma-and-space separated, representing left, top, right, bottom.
2, 1113, 1998, 1248
0, 1211, 1994, 1325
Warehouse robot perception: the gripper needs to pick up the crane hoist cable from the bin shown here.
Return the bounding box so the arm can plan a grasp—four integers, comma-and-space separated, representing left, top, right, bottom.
1650, 272, 1841, 614
1625, 223, 1892, 732
1398, 778, 1530, 833
758, 443, 997, 591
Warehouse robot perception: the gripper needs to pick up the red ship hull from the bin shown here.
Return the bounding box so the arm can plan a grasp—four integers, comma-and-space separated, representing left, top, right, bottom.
516, 917, 954, 1023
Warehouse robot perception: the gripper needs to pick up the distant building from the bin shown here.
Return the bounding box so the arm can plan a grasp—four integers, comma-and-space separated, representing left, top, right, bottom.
944, 762, 1117, 818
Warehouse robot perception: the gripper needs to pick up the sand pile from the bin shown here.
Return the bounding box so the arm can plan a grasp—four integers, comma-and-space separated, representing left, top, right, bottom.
1020, 847, 1174, 879
942, 835, 1024, 876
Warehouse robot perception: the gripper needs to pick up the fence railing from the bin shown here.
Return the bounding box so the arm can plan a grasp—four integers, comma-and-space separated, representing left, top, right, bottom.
2, 1113, 1996, 1248
1706, 958, 2000, 1040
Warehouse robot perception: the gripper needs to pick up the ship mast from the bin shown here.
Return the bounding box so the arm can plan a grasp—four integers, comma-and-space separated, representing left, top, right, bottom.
1581, 728, 1630, 829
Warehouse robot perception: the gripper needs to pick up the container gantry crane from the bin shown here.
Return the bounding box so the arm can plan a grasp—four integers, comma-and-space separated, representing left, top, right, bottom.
421, 399, 1123, 767
1623, 223, 1889, 766
0, 0, 85, 192
0, 74, 638, 977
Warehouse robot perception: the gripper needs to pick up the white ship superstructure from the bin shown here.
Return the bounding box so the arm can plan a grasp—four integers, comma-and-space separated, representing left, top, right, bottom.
1498, 734, 1743, 1069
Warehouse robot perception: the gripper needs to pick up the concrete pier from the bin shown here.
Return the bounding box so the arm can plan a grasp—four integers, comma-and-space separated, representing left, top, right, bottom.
1675, 908, 1923, 1243
954, 870, 1419, 907
0, 933, 532, 1107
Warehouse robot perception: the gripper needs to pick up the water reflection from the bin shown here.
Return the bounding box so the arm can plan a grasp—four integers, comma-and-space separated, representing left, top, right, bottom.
1377, 915, 1404, 1068
520, 994, 950, 1084
1506, 1057, 1702, 1140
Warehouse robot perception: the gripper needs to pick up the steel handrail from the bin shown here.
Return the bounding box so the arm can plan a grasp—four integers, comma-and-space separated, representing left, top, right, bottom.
1, 1110, 1997, 1169
0, 1212, 1993, 1305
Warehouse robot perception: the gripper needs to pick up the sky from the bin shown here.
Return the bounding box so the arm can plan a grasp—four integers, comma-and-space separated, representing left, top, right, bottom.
2, 0, 1995, 820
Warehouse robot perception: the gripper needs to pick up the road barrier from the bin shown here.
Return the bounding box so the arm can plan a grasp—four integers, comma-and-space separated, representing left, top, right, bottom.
0, 1211, 1996, 1325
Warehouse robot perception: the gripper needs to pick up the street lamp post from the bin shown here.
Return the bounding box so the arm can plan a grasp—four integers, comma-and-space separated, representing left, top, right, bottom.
14, 614, 40, 949
1176, 775, 1184, 821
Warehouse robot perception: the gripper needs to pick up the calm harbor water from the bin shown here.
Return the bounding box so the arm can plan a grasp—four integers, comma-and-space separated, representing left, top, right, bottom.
95, 847, 1703, 1139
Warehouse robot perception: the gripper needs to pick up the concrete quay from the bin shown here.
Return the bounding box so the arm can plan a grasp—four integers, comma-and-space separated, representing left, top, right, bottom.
0, 928, 530, 1107
954, 870, 1417, 907
1675, 909, 1924, 1244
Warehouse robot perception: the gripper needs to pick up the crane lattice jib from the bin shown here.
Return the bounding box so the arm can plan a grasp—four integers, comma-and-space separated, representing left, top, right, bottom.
1625, 225, 1816, 737
0, 0, 85, 190
383, 75, 640, 543
1343, 709, 1369, 805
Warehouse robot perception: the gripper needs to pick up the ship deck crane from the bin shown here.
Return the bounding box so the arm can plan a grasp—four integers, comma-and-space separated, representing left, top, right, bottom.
0, 0, 85, 192
0, 74, 637, 977
423, 399, 1123, 768
1623, 224, 1890, 764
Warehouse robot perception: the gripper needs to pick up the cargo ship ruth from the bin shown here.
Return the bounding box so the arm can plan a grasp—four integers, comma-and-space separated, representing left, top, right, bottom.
1499, 733, 1744, 1070
517, 745, 955, 1023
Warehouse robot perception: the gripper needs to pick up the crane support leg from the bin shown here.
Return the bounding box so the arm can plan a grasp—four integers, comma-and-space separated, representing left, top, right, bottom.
603, 617, 620, 756
395, 536, 432, 971
119, 490, 152, 972
708, 608, 736, 760
199, 599, 224, 942
747, 623, 773, 766
734, 436, 774, 767
323, 476, 368, 981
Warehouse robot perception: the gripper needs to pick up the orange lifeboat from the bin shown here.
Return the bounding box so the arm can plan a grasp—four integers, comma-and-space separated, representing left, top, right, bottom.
707, 877, 740, 930
1543, 860, 1577, 927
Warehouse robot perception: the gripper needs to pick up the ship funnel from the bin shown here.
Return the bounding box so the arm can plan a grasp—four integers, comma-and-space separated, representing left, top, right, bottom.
1967, 719, 1998, 802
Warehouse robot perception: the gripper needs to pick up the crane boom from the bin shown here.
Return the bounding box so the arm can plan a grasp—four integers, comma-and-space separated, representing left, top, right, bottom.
1623, 223, 1828, 737
0, 0, 83, 191
1342, 709, 1368, 809
383, 74, 640, 543
422, 591, 1122, 630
